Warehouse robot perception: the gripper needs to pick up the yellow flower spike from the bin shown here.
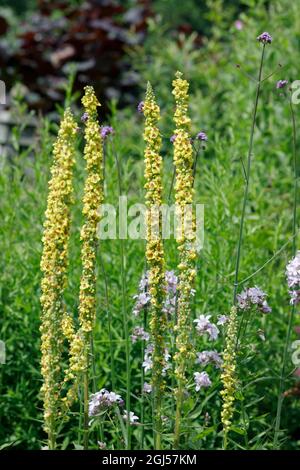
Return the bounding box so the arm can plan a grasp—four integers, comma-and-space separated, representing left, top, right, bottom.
40, 107, 77, 449
65, 86, 104, 450
79, 85, 104, 336
220, 306, 238, 448
143, 82, 166, 450
172, 71, 197, 449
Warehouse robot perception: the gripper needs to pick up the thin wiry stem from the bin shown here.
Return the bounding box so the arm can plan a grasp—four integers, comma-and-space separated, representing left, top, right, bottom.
233, 44, 266, 305
100, 253, 116, 390
273, 94, 298, 448
111, 141, 131, 449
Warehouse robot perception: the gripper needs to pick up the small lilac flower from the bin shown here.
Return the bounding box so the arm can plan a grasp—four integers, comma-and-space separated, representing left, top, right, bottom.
123, 410, 139, 424
143, 382, 152, 393
286, 251, 300, 304
101, 126, 114, 139
196, 350, 222, 368
137, 101, 144, 113
81, 112, 89, 123
234, 20, 243, 31
194, 315, 219, 340
89, 389, 123, 416
130, 326, 150, 343
257, 32, 272, 44
217, 314, 228, 326
237, 286, 272, 313
276, 79, 288, 89
194, 371, 212, 391
170, 134, 177, 143
165, 270, 177, 293
196, 131, 208, 142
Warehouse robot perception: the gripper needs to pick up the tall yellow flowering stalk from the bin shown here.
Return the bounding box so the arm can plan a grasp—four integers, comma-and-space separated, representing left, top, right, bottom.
143, 82, 166, 449
72, 85, 104, 449
172, 71, 197, 448
40, 108, 77, 449
220, 306, 238, 448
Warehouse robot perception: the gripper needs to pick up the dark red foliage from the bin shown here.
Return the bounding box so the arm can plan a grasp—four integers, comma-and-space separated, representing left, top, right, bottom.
0, 0, 152, 113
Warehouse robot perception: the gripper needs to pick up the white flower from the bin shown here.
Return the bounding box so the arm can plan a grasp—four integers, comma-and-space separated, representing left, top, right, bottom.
143, 382, 152, 393
123, 410, 139, 424
194, 315, 219, 340
217, 315, 228, 325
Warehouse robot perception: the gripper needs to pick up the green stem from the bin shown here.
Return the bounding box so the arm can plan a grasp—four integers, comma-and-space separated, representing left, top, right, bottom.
233, 44, 266, 306
174, 384, 183, 449
273, 95, 298, 449
112, 142, 131, 449
83, 342, 90, 450
100, 253, 116, 390
140, 306, 148, 449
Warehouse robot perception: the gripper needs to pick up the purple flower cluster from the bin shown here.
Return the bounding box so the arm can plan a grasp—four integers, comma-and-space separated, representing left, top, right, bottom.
142, 344, 171, 376
286, 251, 300, 305
196, 131, 208, 142
131, 326, 150, 343
193, 315, 220, 340
196, 350, 222, 368
81, 112, 89, 123
133, 271, 178, 317
162, 270, 178, 316
170, 134, 177, 143
257, 32, 272, 44
194, 372, 212, 391
137, 101, 144, 114
237, 286, 272, 313
100, 126, 114, 139
276, 79, 289, 89
89, 389, 123, 417
132, 273, 151, 317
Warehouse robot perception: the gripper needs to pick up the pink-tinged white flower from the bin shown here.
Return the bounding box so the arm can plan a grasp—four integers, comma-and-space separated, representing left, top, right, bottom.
234, 20, 243, 30
143, 382, 152, 393
123, 410, 139, 424
98, 441, 106, 449
194, 371, 212, 391
194, 315, 219, 340
217, 314, 228, 325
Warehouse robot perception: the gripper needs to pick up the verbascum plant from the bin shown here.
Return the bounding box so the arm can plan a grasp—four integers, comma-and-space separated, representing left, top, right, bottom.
172, 71, 197, 448
220, 306, 238, 449
143, 82, 166, 449
40, 108, 77, 449
69, 85, 104, 449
